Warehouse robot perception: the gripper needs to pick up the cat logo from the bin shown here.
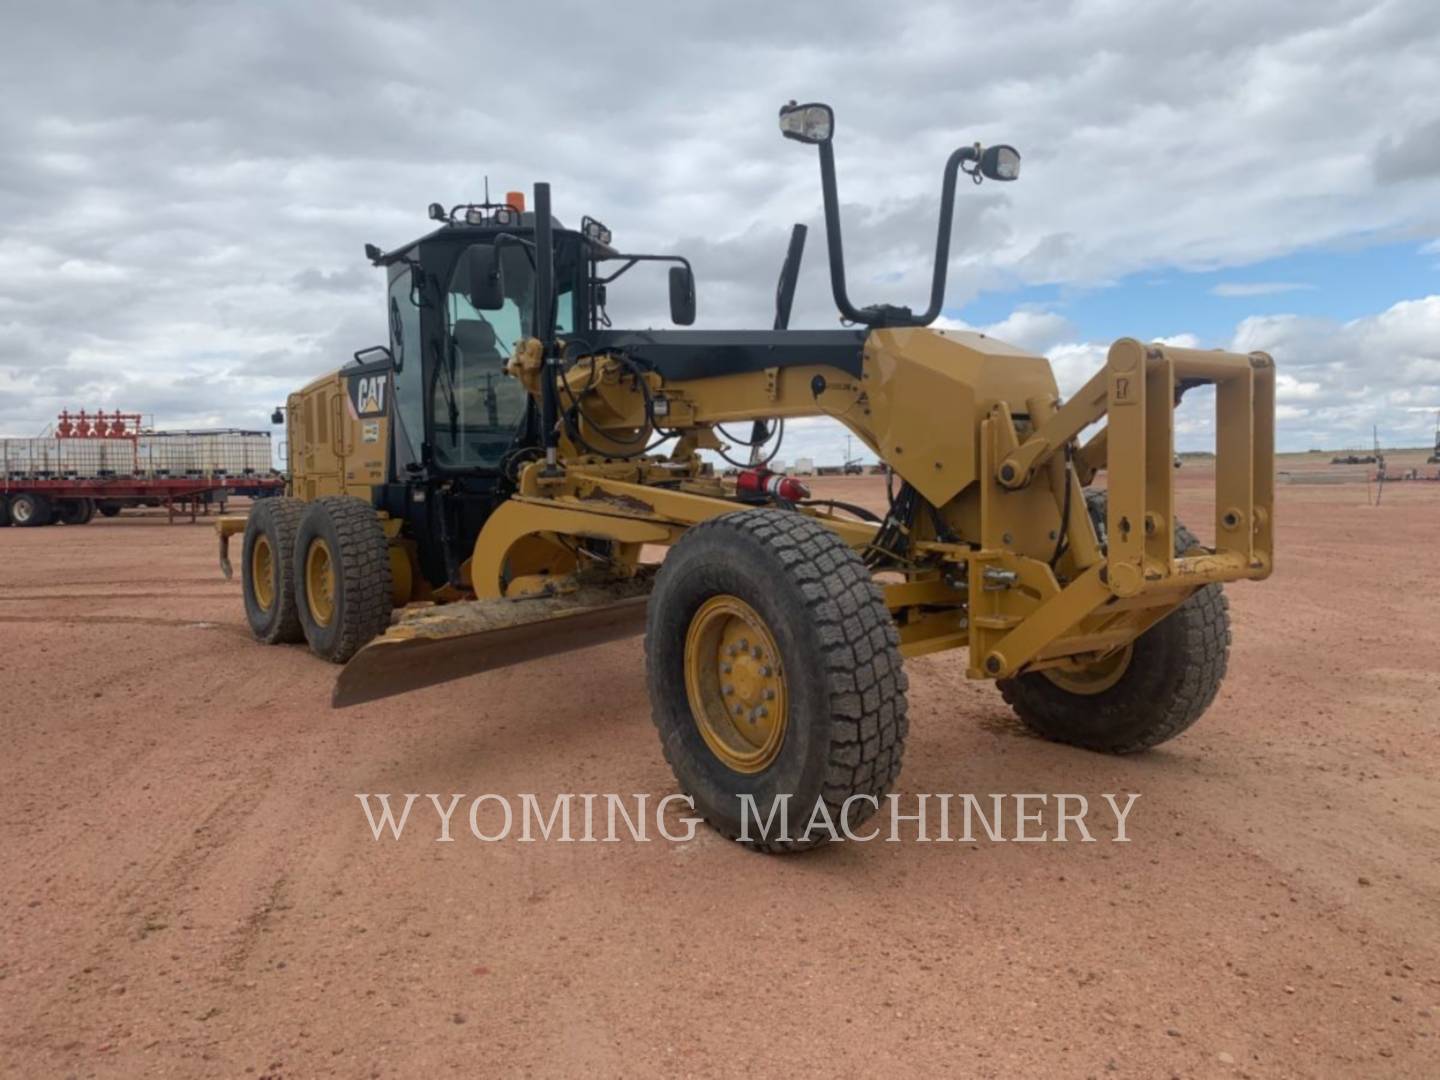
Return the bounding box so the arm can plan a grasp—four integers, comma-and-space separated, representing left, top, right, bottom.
351, 374, 388, 418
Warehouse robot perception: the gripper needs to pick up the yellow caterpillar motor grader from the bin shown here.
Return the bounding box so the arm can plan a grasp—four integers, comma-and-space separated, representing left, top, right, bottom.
220, 102, 1275, 850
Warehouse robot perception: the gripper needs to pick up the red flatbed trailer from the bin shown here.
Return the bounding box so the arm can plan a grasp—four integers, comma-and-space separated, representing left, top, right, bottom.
2, 409, 284, 526
1, 475, 285, 526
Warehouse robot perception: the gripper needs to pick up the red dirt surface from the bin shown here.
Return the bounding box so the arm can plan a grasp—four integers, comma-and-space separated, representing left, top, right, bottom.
2, 473, 1437, 1078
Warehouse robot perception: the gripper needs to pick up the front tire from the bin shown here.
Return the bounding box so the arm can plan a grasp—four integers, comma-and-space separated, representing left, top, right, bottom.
646, 509, 908, 852
998, 491, 1230, 753
293, 496, 393, 663
242, 497, 306, 644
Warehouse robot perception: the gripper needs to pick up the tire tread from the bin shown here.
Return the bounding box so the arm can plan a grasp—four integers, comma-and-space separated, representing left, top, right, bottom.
647, 509, 908, 852
245, 496, 306, 644
998, 492, 1230, 753
299, 495, 393, 663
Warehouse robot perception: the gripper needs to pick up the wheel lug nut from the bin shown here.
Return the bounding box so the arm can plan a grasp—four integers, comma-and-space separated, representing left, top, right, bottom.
759, 665, 772, 677
764, 688, 775, 701
721, 662, 732, 674
723, 684, 734, 696
738, 638, 749, 651
752, 705, 768, 720
733, 703, 745, 716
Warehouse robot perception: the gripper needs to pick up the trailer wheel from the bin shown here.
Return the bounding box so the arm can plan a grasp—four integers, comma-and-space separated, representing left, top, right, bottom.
646, 509, 908, 852
242, 496, 306, 644
997, 491, 1230, 753
293, 496, 393, 663
97, 501, 122, 518
9, 493, 51, 528
0, 496, 9, 527
55, 499, 95, 525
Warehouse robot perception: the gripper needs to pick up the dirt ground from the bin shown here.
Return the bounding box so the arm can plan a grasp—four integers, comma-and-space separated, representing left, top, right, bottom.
2, 466, 1437, 1078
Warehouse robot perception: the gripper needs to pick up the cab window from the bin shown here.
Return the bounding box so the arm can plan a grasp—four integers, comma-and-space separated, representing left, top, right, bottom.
432, 242, 571, 470
387, 267, 424, 466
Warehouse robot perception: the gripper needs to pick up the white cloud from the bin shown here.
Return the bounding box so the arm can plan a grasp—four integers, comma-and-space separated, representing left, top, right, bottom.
1025, 294, 1440, 454
1152, 333, 1202, 349
1275, 373, 1323, 400
935, 310, 1076, 353
1228, 294, 1440, 446
1044, 342, 1111, 399
1210, 281, 1315, 297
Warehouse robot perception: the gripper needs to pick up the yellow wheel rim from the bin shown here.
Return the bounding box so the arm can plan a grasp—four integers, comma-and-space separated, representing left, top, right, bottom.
251, 534, 275, 612
683, 595, 788, 774
1043, 644, 1134, 695
305, 538, 336, 628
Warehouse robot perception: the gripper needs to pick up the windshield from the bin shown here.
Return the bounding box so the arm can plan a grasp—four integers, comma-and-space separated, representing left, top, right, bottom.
432, 242, 571, 470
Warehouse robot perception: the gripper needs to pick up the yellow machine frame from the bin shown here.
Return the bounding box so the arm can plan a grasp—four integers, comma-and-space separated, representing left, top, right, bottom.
452, 329, 1273, 683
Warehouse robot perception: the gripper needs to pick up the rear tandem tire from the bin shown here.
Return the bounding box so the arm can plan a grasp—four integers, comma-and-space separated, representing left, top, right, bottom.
9, 493, 51, 528
293, 496, 393, 664
645, 509, 908, 852
241, 496, 307, 645
0, 496, 9, 527
97, 502, 122, 517
997, 491, 1231, 753
55, 499, 95, 525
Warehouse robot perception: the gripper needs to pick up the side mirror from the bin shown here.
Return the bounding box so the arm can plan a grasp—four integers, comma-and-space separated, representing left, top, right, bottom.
464, 245, 505, 310
271, 407, 284, 425
779, 101, 834, 145
668, 265, 696, 326
978, 145, 1021, 181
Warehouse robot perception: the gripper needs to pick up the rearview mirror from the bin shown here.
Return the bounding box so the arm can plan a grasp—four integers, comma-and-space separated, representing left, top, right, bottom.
271, 407, 284, 425
464, 245, 505, 310
978, 144, 1021, 181
779, 101, 834, 145
668, 265, 696, 326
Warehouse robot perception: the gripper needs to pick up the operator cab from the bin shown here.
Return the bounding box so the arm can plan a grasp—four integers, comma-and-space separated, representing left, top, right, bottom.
371, 203, 583, 478
367, 197, 697, 480
361, 198, 696, 589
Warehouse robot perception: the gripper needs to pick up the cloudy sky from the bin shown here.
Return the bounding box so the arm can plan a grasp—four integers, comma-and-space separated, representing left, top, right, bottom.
3, 0, 1439, 465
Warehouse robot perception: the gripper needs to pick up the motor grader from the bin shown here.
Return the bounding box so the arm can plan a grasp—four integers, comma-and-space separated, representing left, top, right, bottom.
220, 102, 1275, 850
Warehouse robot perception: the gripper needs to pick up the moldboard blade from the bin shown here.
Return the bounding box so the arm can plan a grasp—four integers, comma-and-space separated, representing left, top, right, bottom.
332, 586, 651, 708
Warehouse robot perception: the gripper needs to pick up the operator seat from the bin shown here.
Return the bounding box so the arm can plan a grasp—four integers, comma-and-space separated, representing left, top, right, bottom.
450, 318, 526, 432
452, 317, 501, 365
